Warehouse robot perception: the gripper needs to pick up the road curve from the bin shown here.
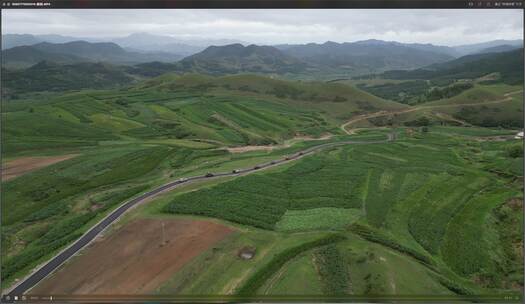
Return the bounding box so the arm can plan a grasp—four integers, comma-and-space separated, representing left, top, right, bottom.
4, 133, 394, 299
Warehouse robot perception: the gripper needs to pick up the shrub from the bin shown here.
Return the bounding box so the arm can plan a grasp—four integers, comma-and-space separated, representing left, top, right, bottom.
507, 145, 523, 158
315, 243, 350, 294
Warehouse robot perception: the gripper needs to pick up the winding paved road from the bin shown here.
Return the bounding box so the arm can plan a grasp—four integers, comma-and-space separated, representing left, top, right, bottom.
3, 133, 394, 300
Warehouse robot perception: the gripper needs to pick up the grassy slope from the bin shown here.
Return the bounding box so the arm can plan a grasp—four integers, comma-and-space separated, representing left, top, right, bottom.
162, 127, 523, 295
2, 70, 403, 288
346, 83, 523, 129
2, 70, 523, 297
3, 73, 405, 156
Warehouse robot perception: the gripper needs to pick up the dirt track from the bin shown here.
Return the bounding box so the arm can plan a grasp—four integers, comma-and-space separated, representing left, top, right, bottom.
226, 134, 333, 153
340, 90, 523, 134
29, 218, 234, 295
2, 155, 78, 181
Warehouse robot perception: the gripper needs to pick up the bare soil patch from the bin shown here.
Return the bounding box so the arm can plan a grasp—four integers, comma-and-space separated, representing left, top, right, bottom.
2, 154, 78, 181
227, 145, 276, 153
226, 134, 332, 153
30, 218, 234, 295
506, 197, 523, 211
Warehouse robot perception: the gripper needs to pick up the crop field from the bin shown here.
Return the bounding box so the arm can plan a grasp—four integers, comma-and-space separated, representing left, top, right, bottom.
1, 71, 523, 300
160, 126, 523, 296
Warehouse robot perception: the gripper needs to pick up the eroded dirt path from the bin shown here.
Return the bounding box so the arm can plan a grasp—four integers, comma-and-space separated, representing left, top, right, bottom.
226, 134, 333, 153
341, 90, 523, 134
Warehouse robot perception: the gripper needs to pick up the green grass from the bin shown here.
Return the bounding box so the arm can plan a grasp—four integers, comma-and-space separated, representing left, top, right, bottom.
2, 70, 523, 296
237, 234, 346, 295
164, 147, 373, 229
441, 186, 519, 279
156, 229, 333, 295
424, 85, 503, 106
7, 74, 386, 155
1, 145, 174, 284
408, 175, 491, 254
340, 235, 451, 295
275, 208, 362, 232
162, 128, 522, 294
261, 252, 323, 295
89, 113, 145, 131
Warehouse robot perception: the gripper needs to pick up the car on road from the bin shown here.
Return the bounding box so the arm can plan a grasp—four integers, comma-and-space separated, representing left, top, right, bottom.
254, 165, 261, 169
232, 169, 239, 173
205, 173, 214, 177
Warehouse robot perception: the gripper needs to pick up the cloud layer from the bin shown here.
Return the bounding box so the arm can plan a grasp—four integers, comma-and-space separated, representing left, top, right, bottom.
2, 9, 523, 46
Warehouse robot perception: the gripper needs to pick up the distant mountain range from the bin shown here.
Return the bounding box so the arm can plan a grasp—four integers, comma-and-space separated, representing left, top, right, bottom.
2, 33, 245, 56
476, 44, 522, 54
2, 41, 182, 68
176, 44, 308, 75
111, 32, 245, 56
3, 32, 522, 59
1, 33, 523, 93
452, 39, 523, 56
4, 43, 523, 98
379, 48, 524, 85
275, 40, 455, 74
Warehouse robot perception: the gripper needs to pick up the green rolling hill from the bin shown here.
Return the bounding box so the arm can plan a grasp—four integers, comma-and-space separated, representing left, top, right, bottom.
1, 40, 182, 68
2, 73, 405, 156
2, 61, 136, 97
1, 35, 523, 298
379, 48, 524, 85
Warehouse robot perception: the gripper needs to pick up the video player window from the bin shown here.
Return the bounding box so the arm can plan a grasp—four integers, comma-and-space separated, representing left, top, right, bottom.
1, 1, 523, 303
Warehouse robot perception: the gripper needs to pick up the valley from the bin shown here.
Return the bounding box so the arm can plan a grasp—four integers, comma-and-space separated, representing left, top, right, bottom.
0, 33, 523, 301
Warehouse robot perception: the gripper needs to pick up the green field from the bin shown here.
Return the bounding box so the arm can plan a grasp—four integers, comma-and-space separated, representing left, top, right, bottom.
159, 126, 522, 296
1, 71, 523, 300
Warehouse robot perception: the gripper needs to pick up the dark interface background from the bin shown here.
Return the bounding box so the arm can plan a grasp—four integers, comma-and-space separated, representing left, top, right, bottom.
0, 1, 523, 303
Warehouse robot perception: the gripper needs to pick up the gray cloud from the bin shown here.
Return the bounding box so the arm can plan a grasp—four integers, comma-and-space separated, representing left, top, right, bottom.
2, 9, 523, 46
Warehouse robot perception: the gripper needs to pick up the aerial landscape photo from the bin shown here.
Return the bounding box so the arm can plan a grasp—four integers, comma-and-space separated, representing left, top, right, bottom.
1, 8, 524, 300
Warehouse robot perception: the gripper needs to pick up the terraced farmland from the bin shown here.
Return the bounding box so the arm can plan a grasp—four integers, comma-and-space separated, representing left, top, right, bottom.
2, 72, 523, 300
162, 127, 523, 296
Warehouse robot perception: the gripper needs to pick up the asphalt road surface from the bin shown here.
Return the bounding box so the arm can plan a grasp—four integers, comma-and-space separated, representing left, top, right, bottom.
4, 133, 393, 300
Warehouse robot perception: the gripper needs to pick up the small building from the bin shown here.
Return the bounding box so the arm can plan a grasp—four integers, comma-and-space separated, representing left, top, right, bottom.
515, 131, 524, 140
238, 246, 256, 260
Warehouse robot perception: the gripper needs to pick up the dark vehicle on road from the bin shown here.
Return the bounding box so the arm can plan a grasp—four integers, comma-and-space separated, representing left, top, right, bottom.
232, 169, 239, 173
205, 173, 214, 177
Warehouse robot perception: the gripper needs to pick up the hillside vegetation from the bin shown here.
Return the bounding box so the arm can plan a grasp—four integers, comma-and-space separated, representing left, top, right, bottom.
378, 49, 523, 85
1, 37, 523, 300
2, 61, 135, 97
1, 40, 181, 68
163, 128, 523, 295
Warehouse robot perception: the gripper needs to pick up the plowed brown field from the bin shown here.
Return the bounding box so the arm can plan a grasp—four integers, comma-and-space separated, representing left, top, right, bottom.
30, 218, 234, 294
2, 154, 77, 181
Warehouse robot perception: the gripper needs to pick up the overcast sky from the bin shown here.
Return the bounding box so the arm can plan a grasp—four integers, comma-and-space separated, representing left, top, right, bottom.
2, 9, 523, 46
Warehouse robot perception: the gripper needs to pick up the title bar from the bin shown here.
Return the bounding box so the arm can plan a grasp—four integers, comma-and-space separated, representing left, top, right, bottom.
0, 0, 523, 9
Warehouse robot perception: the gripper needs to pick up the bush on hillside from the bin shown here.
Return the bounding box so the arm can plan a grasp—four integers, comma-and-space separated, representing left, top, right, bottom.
507, 144, 523, 158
